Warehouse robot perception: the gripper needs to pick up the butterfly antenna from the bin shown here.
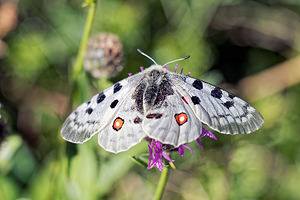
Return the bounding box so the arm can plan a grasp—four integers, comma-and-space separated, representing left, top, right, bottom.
137, 49, 158, 65
163, 55, 190, 66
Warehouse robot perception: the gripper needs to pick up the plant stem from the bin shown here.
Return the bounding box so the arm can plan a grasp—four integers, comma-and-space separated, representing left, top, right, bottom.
72, 0, 97, 81
65, 0, 97, 177
153, 166, 170, 200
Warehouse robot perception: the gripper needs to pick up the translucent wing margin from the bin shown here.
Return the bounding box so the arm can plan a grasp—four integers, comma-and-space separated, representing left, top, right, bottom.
170, 73, 264, 135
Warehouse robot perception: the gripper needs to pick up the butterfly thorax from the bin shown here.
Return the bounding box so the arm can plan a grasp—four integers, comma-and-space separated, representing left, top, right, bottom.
132, 65, 174, 114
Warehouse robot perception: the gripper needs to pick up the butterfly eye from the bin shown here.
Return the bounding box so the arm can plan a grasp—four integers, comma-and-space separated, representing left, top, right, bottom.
112, 117, 124, 131
174, 113, 188, 126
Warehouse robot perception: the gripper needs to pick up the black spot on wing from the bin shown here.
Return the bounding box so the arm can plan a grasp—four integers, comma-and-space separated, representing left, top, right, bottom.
110, 99, 119, 108
113, 83, 122, 93
87, 120, 96, 124
229, 93, 236, 99
223, 101, 234, 109
97, 92, 106, 104
192, 80, 203, 90
211, 87, 222, 99
86, 100, 91, 105
86, 108, 93, 114
191, 96, 201, 105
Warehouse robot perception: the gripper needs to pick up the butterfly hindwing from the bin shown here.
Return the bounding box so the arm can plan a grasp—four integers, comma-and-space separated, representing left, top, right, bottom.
170, 73, 264, 135
142, 89, 202, 147
61, 74, 142, 144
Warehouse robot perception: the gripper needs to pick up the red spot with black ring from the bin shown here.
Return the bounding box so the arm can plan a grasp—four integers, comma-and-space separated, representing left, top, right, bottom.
175, 113, 188, 126
112, 117, 124, 131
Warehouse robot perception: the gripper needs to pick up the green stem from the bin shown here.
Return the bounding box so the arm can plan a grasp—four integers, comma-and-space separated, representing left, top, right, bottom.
65, 0, 97, 177
72, 0, 97, 81
153, 166, 170, 200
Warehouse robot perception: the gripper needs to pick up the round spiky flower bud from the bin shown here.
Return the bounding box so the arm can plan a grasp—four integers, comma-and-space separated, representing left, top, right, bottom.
84, 33, 124, 78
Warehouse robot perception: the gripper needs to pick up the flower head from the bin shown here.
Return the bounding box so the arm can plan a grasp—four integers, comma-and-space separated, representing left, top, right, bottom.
147, 140, 174, 171
84, 33, 124, 78
146, 126, 216, 171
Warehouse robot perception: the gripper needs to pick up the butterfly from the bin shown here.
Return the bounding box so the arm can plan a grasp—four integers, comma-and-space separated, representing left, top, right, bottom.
61, 49, 264, 153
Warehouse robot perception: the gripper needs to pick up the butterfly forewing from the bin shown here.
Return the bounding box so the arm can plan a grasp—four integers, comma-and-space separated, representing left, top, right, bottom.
61, 73, 143, 144
170, 73, 264, 135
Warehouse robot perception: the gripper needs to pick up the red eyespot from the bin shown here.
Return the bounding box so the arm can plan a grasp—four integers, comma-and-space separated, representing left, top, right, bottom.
112, 117, 124, 131
175, 113, 188, 126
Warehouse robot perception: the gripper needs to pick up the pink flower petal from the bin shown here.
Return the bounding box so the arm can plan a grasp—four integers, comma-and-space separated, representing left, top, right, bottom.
147, 145, 154, 168
197, 138, 204, 149
178, 146, 184, 156
182, 144, 194, 154
162, 152, 174, 162
201, 127, 217, 140
174, 64, 178, 72
206, 131, 217, 140
156, 161, 163, 171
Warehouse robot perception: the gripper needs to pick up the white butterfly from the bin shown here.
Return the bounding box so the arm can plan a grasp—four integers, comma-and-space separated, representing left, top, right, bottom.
61, 49, 264, 153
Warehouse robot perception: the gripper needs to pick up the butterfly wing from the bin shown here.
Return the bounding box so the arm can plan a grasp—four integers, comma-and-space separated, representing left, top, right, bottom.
142, 89, 202, 147
169, 73, 264, 135
61, 73, 143, 145
98, 94, 146, 153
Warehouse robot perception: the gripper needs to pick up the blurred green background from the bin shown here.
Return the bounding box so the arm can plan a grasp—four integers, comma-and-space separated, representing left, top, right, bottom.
1, 0, 300, 199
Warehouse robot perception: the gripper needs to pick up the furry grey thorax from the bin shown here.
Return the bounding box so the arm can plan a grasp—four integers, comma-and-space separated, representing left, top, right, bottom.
132, 65, 174, 114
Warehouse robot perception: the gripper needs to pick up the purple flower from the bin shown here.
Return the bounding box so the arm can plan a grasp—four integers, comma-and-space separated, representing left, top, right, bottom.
147, 126, 217, 171
197, 127, 217, 149
148, 140, 174, 171
178, 144, 193, 157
